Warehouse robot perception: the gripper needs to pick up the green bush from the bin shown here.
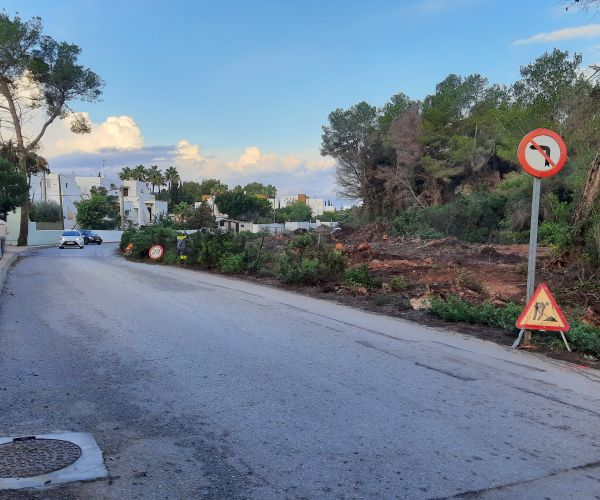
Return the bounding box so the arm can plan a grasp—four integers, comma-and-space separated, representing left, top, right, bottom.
219, 253, 246, 273
538, 221, 570, 248
344, 265, 381, 289
428, 295, 521, 332
567, 322, 600, 357
30, 200, 61, 222
274, 235, 346, 284
120, 226, 178, 258
394, 191, 508, 242
388, 276, 407, 291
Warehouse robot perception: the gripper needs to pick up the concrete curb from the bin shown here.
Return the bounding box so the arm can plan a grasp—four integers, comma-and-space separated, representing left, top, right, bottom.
0, 253, 17, 296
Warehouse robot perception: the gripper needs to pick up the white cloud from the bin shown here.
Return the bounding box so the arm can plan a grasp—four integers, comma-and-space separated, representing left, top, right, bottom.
512, 24, 600, 46
176, 139, 203, 162
34, 113, 144, 157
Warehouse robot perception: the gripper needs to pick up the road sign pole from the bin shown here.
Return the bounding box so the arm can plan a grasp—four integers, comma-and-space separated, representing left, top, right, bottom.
526, 177, 541, 302
512, 177, 541, 349
523, 177, 541, 347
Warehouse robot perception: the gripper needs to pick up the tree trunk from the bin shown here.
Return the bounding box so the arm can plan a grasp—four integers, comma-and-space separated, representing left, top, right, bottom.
571, 148, 600, 246
17, 156, 29, 246
572, 148, 600, 223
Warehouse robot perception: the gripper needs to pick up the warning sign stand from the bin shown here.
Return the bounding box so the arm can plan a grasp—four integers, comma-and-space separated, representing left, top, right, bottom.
512, 129, 569, 350
515, 283, 571, 351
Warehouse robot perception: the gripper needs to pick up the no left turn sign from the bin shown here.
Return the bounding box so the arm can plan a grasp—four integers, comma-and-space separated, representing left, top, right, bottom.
517, 128, 567, 178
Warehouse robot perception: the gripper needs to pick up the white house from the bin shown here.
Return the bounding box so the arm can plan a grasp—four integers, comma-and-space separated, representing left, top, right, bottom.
270, 193, 337, 217
121, 179, 168, 227
29, 173, 115, 229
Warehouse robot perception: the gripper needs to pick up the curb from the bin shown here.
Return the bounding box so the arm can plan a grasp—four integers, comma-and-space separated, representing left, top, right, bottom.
0, 252, 19, 297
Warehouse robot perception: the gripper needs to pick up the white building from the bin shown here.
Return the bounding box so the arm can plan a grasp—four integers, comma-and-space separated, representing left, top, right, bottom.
270, 193, 337, 217
121, 179, 168, 227
29, 173, 114, 229
29, 173, 167, 229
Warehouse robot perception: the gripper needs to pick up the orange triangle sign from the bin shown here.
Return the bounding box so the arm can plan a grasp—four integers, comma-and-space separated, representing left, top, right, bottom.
516, 283, 570, 332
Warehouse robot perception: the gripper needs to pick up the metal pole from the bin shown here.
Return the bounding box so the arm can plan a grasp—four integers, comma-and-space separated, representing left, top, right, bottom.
526, 177, 541, 302
513, 177, 541, 349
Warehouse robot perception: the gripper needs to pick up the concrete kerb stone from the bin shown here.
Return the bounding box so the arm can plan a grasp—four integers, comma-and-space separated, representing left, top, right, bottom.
0, 247, 27, 297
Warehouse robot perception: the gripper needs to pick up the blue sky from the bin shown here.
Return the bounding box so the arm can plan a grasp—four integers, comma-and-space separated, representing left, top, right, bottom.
3, 0, 599, 198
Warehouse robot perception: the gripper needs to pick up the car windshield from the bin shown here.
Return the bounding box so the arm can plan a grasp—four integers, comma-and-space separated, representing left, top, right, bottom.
62, 231, 80, 236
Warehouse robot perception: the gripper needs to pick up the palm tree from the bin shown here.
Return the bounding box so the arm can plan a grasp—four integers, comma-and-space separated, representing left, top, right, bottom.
164, 166, 180, 190
118, 167, 134, 181
147, 165, 163, 193
131, 164, 146, 182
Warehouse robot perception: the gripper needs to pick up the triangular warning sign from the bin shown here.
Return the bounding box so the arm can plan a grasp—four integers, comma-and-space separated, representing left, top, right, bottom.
516, 283, 570, 332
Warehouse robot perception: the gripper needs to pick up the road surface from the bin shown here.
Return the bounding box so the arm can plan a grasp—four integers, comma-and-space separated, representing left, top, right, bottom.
1, 244, 600, 499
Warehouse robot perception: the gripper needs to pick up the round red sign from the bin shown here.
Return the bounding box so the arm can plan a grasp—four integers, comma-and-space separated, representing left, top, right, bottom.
148, 245, 164, 260
517, 128, 568, 178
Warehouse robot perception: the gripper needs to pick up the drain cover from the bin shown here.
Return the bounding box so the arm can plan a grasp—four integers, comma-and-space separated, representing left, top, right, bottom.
0, 438, 82, 478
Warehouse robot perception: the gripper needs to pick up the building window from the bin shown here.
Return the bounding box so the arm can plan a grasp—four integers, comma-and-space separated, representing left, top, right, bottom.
219, 221, 224, 226
123, 187, 129, 196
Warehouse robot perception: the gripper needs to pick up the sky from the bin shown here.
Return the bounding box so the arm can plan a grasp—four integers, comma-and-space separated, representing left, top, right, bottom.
3, 0, 600, 199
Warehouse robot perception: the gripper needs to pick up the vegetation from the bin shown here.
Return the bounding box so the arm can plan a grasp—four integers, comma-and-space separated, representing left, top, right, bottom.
344, 265, 382, 289
214, 189, 272, 221
0, 158, 28, 220
320, 49, 600, 266
274, 201, 313, 222
274, 234, 346, 284
74, 187, 119, 229
29, 200, 61, 223
0, 13, 104, 245
428, 294, 600, 357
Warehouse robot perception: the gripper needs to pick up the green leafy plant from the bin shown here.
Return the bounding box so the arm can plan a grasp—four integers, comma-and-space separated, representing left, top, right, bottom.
388, 276, 407, 291
219, 253, 246, 273
344, 265, 381, 289
428, 295, 521, 332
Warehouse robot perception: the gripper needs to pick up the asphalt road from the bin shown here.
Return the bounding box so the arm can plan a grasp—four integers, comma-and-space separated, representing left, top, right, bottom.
1, 244, 600, 499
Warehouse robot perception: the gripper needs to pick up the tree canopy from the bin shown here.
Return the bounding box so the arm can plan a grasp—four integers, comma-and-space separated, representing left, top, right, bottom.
75, 187, 119, 229
214, 190, 272, 222
0, 158, 28, 219
0, 13, 103, 244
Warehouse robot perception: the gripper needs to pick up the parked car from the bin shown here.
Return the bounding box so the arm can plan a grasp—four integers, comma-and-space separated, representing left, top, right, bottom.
81, 230, 103, 245
59, 230, 84, 249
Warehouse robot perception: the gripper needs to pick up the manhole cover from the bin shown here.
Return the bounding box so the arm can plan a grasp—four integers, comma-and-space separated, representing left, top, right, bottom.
0, 438, 82, 478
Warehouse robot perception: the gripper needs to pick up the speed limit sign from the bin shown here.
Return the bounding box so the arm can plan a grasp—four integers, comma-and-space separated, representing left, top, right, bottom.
148, 245, 164, 260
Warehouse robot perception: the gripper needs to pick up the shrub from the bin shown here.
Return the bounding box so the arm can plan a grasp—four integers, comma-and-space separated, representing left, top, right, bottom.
274, 235, 346, 284
388, 276, 407, 291
428, 295, 521, 332
219, 253, 246, 273
119, 226, 178, 258
567, 322, 600, 357
456, 270, 486, 294
197, 233, 235, 268
30, 200, 61, 222
344, 265, 381, 289
538, 221, 570, 249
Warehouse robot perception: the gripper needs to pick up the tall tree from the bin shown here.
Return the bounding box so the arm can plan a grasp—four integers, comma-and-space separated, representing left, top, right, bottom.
164, 166, 179, 190
243, 182, 277, 197
320, 101, 380, 216
214, 190, 271, 221
132, 164, 147, 181
118, 166, 135, 181
0, 14, 104, 244
146, 165, 163, 193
